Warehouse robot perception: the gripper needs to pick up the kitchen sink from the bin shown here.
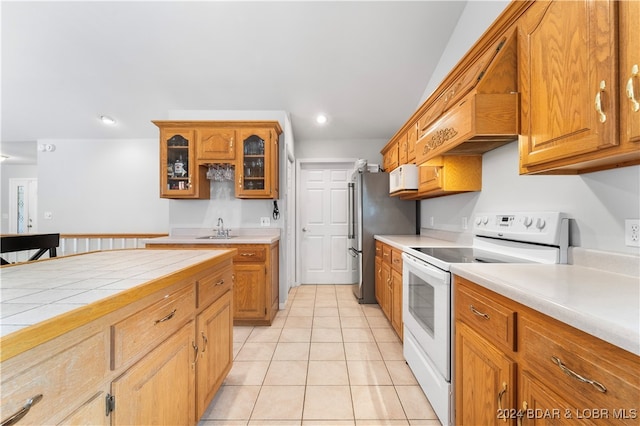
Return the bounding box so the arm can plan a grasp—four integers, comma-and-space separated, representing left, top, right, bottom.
196, 235, 236, 240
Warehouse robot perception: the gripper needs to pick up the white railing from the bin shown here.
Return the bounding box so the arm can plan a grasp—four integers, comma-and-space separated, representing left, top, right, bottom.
1, 234, 168, 264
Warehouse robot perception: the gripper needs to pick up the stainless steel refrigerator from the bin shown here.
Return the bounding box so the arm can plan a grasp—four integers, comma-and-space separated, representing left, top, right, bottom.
348, 171, 417, 303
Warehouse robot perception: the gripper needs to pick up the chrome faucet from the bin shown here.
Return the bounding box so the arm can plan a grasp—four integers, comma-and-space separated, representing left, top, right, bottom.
216, 217, 228, 238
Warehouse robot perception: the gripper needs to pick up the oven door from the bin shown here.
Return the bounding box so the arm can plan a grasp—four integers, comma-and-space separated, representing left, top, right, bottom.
402, 252, 451, 381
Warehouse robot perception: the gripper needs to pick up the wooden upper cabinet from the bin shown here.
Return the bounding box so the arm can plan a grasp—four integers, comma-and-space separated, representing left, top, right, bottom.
157, 127, 209, 199
197, 128, 236, 161
620, 0, 640, 147
518, 0, 639, 174
381, 141, 399, 171
236, 126, 281, 199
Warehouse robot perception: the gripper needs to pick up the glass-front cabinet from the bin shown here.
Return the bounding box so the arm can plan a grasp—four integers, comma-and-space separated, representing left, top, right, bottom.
157, 126, 209, 199
236, 128, 279, 199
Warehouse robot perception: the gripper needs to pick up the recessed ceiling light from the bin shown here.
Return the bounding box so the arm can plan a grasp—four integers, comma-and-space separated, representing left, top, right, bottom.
315, 114, 328, 125
99, 115, 116, 125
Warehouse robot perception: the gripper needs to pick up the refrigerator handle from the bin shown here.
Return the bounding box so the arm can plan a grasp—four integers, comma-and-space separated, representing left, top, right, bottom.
348, 182, 355, 239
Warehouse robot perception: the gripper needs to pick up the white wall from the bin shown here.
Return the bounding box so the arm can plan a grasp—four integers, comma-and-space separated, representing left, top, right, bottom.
0, 164, 38, 233
420, 143, 640, 255
36, 139, 169, 233
296, 138, 386, 168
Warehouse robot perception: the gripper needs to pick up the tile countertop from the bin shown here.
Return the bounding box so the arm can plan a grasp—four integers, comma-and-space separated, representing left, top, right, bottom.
142, 227, 281, 245
376, 234, 640, 356
0, 249, 235, 339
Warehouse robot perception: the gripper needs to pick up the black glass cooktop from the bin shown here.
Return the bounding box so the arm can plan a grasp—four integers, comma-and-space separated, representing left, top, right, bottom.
408, 247, 525, 264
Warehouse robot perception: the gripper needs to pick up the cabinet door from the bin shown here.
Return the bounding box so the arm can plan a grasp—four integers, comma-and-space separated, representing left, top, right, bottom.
269, 242, 280, 316
621, 0, 640, 146
455, 320, 516, 426
391, 268, 403, 340
196, 290, 233, 419
518, 0, 618, 172
418, 165, 442, 193
233, 263, 266, 320
197, 128, 236, 161
160, 128, 210, 199
57, 391, 109, 426
374, 256, 383, 305
399, 133, 408, 165
519, 372, 597, 426
236, 129, 274, 198
111, 322, 196, 426
407, 122, 417, 163
380, 262, 392, 319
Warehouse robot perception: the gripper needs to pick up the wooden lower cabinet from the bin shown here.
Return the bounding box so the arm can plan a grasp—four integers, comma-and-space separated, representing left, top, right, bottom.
111, 321, 196, 426
374, 241, 403, 339
454, 275, 640, 425
196, 289, 233, 419
147, 242, 279, 325
455, 320, 516, 425
0, 254, 235, 426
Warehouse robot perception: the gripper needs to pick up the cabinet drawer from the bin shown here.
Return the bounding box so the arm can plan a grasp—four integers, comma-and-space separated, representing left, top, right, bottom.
456, 280, 516, 351
0, 331, 107, 426
382, 245, 392, 264
111, 284, 195, 369
375, 241, 383, 258
197, 263, 233, 308
233, 246, 266, 262
520, 315, 640, 420
391, 248, 403, 272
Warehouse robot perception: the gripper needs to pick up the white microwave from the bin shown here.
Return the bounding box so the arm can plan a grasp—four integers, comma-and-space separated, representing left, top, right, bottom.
389, 164, 418, 193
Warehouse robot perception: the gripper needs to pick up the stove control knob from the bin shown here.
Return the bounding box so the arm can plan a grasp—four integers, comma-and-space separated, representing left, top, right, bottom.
475, 216, 482, 226
482, 216, 489, 225
535, 218, 546, 230
523, 216, 533, 228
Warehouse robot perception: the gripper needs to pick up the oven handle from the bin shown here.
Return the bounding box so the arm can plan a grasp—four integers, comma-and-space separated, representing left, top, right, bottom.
402, 252, 449, 283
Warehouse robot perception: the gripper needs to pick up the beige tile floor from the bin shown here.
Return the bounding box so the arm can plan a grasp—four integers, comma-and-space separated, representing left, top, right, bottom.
198, 284, 442, 426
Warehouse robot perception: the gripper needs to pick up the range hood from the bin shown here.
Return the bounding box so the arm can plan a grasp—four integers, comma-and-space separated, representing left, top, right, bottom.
415, 31, 519, 165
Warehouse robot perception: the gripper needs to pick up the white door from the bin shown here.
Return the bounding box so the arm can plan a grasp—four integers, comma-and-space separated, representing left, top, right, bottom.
9, 178, 37, 234
298, 161, 357, 284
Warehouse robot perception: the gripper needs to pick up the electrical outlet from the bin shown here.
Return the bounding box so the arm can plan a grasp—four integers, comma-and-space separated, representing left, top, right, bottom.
625, 219, 640, 247
260, 217, 270, 227
44, 211, 53, 220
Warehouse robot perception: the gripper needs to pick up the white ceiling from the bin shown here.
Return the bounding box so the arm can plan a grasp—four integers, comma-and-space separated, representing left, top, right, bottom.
1, 1, 468, 164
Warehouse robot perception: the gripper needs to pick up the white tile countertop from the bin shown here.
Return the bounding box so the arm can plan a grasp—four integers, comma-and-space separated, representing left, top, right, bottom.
142, 227, 280, 245
376, 234, 640, 356
0, 248, 235, 338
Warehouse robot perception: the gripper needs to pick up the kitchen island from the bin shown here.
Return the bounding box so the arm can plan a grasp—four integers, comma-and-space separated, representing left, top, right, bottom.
1, 248, 236, 426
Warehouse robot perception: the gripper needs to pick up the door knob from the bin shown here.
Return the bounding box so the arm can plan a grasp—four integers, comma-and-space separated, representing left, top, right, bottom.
302, 227, 308, 232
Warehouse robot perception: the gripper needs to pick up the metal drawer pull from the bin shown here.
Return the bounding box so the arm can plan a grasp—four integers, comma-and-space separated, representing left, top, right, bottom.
551, 356, 607, 393
470, 305, 490, 320
240, 252, 256, 257
154, 308, 177, 325
215, 279, 225, 286
496, 382, 507, 423
1, 394, 43, 426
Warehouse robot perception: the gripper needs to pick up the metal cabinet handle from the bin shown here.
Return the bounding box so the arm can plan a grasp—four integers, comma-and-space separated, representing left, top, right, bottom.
496, 382, 507, 423
517, 401, 528, 426
201, 331, 208, 353
626, 64, 639, 112
215, 279, 225, 286
192, 341, 199, 368
594, 80, 607, 123
551, 356, 607, 393
470, 305, 490, 320
1, 394, 43, 426
240, 252, 256, 257
154, 308, 177, 325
